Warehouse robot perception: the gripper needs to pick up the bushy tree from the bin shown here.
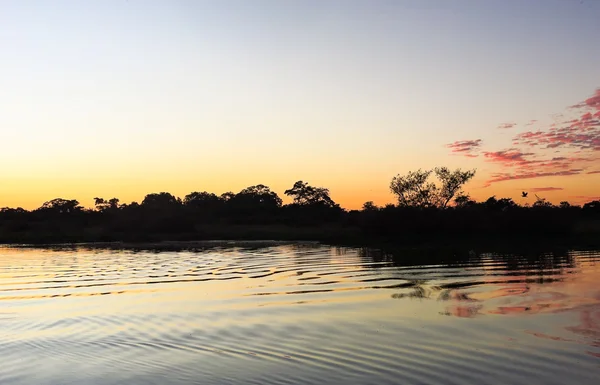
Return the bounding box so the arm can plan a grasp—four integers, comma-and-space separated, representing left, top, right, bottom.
234, 185, 282, 208
583, 200, 600, 213
184, 192, 221, 208
484, 196, 517, 211
390, 167, 476, 208
454, 193, 476, 208
94, 197, 120, 212
220, 192, 236, 202
0, 207, 27, 214
141, 193, 182, 210
533, 194, 553, 208
38, 198, 82, 214
285, 181, 337, 207
362, 201, 378, 211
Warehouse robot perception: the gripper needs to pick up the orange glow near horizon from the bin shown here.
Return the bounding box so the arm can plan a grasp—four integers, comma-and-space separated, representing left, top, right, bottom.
1, 2, 599, 211
2, 169, 599, 211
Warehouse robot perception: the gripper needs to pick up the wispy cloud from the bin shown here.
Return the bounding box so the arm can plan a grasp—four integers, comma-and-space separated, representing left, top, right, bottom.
482, 149, 593, 173
483, 149, 535, 167
570, 195, 600, 204
448, 88, 600, 189
446, 139, 482, 157
497, 122, 517, 129
512, 114, 600, 152
528, 187, 564, 192
586, 88, 600, 110
528, 89, 600, 151
460, 88, 600, 188
570, 88, 600, 111
484, 170, 582, 186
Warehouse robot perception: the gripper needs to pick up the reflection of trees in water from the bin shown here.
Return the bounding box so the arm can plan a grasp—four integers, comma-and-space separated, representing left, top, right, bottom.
390, 279, 483, 318
360, 246, 578, 273
377, 248, 599, 321
391, 282, 477, 301
484, 251, 577, 272
440, 305, 483, 318
391, 284, 431, 300
358, 247, 474, 267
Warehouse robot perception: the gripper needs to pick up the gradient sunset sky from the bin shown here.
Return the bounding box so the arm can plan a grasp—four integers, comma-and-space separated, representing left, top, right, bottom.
1, 0, 599, 210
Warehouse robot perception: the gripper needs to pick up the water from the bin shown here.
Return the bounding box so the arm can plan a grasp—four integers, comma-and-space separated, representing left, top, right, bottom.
0, 243, 599, 385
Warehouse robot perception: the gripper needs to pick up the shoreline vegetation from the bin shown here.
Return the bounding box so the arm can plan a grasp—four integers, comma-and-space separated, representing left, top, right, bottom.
1, 169, 599, 249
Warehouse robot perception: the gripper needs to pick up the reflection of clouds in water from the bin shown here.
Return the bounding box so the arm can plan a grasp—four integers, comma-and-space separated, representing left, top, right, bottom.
524, 330, 575, 342
481, 262, 600, 357
391, 253, 600, 357
567, 306, 600, 341
522, 304, 600, 359
441, 304, 483, 318
487, 300, 566, 315
482, 272, 600, 316
566, 305, 600, 359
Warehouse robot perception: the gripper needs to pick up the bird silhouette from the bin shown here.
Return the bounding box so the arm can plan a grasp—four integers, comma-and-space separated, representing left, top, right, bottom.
522, 191, 528, 198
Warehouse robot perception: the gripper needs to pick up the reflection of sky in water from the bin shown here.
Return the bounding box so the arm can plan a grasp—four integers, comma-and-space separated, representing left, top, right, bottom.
0, 245, 599, 385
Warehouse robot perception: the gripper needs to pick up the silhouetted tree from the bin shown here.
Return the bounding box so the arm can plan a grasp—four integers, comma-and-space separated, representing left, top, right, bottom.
559, 201, 572, 209
184, 192, 221, 207
484, 196, 517, 211
583, 200, 600, 214
220, 192, 236, 202
0, 172, 598, 245
362, 201, 378, 211
38, 198, 82, 214
94, 197, 120, 212
484, 196, 498, 208
454, 193, 476, 208
390, 167, 476, 208
141, 193, 182, 210
235, 185, 282, 208
121, 201, 140, 209
533, 194, 553, 208
0, 207, 27, 214
285, 181, 337, 207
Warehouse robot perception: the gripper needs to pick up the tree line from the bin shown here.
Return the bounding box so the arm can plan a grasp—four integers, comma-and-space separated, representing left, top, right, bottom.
1, 170, 599, 245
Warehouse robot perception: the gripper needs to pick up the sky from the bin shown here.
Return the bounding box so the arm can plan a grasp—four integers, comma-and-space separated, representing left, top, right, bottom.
0, 0, 599, 209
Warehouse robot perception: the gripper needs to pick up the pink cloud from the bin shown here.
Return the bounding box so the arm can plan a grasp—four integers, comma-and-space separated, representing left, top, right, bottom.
483, 149, 535, 166
446, 139, 482, 157
512, 111, 600, 151
450, 87, 600, 188
526, 120, 537, 126
568, 89, 599, 110
528, 187, 564, 192
584, 88, 600, 111
484, 170, 582, 186
569, 102, 587, 109
497, 122, 517, 129
482, 150, 592, 173
570, 196, 600, 204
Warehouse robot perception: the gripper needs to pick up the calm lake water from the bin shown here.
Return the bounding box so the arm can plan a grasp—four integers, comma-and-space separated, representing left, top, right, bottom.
1, 243, 599, 385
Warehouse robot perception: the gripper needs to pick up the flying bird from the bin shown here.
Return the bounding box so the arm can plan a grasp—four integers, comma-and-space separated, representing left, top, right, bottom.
522, 192, 528, 198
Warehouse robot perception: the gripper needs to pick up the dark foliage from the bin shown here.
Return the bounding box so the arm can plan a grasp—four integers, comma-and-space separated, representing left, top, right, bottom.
0, 178, 599, 245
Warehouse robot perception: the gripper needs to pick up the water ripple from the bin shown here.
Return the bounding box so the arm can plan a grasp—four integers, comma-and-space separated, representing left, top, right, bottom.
0, 244, 599, 384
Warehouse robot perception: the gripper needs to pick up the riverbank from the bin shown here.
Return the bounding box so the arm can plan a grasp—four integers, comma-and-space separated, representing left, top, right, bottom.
2, 223, 599, 252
